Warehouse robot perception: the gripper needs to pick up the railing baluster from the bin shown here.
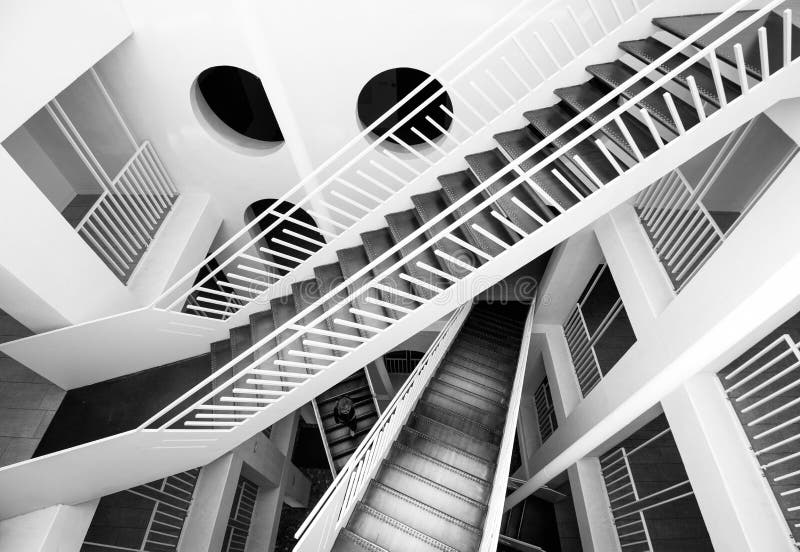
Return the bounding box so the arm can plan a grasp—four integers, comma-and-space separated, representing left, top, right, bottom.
686, 76, 707, 122
759, 26, 770, 79
707, 51, 728, 107
734, 43, 750, 94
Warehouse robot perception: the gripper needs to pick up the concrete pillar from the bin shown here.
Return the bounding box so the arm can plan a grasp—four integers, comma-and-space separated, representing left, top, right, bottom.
533, 229, 603, 326
0, 149, 137, 332
0, 500, 98, 552
593, 204, 674, 335
662, 373, 796, 552
178, 452, 243, 552
534, 327, 582, 420
245, 412, 302, 552
568, 459, 622, 552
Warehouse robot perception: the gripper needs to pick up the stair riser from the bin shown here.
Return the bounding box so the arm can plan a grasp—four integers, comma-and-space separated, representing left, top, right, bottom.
436, 372, 508, 403
399, 430, 494, 480
389, 447, 490, 503
417, 402, 502, 445
410, 415, 499, 462
428, 381, 506, 415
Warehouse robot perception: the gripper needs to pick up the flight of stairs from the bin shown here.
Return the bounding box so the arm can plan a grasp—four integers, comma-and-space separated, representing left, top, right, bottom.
330, 302, 527, 552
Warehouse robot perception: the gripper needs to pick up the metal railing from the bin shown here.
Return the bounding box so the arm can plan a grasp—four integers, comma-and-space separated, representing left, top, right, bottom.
154, 0, 657, 317
600, 428, 694, 552
74, 141, 179, 280
222, 475, 258, 552
722, 333, 800, 535
133, 0, 796, 437
292, 303, 472, 550
479, 300, 536, 551
564, 264, 627, 396
83, 467, 200, 552
534, 377, 558, 443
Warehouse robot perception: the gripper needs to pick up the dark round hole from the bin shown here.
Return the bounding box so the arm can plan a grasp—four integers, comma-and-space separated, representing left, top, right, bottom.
197, 66, 283, 143
244, 200, 325, 269
357, 67, 453, 146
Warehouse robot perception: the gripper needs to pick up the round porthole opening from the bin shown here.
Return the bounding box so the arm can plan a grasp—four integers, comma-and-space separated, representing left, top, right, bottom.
357, 67, 453, 146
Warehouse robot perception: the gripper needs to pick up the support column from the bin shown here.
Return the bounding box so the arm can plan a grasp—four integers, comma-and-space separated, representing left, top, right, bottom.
568, 459, 622, 552
0, 500, 98, 552
178, 452, 243, 552
533, 229, 603, 326
593, 204, 674, 335
245, 412, 302, 552
534, 327, 582, 421
662, 373, 795, 552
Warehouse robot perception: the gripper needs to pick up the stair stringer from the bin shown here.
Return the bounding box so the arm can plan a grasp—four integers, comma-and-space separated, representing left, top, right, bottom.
0, 0, 744, 386
0, 57, 795, 521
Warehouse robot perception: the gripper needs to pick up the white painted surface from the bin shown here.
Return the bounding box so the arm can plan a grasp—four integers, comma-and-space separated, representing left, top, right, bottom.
568, 459, 622, 552
0, 0, 131, 141
0, 500, 98, 552
663, 374, 796, 552
128, 193, 222, 304
0, 148, 137, 332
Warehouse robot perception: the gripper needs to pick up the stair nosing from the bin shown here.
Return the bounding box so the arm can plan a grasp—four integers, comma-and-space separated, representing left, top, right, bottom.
442, 360, 509, 387
354, 503, 460, 552
392, 441, 491, 487
368, 480, 483, 537
419, 400, 502, 436
340, 528, 391, 552
437, 369, 509, 399
430, 377, 506, 409
424, 389, 504, 426
402, 426, 496, 468
382, 460, 488, 510
412, 412, 501, 452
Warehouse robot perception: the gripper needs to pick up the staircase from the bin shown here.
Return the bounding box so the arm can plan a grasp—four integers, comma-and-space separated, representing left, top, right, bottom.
330, 302, 527, 552
2, 1, 799, 521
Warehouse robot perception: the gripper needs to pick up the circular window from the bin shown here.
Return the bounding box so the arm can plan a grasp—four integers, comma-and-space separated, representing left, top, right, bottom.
195, 66, 283, 144
357, 67, 453, 146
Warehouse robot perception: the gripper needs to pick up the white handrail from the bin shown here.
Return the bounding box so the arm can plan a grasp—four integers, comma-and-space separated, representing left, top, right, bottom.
138, 0, 790, 433
292, 302, 472, 549
479, 299, 536, 551
154, 0, 655, 315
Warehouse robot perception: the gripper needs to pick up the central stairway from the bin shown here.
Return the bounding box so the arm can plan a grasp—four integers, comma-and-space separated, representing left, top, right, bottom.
331, 302, 527, 552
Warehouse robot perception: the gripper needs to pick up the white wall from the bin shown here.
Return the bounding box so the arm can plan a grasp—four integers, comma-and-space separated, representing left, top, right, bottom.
2, 126, 76, 212
0, 0, 131, 141
94, 0, 523, 240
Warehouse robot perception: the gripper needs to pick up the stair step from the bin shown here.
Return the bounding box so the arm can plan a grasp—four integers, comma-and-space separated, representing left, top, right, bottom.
349, 503, 459, 552
389, 442, 490, 502
653, 11, 800, 80
377, 462, 487, 527
428, 379, 506, 416
361, 227, 418, 311
492, 128, 588, 212
465, 148, 552, 234
440, 362, 509, 395
317, 382, 372, 408
454, 337, 519, 359
586, 61, 699, 135
523, 104, 618, 187
410, 412, 500, 462
438, 170, 511, 257
385, 209, 449, 298
332, 528, 390, 552
447, 351, 515, 377
554, 81, 659, 160
424, 388, 505, 430
338, 246, 395, 331
399, 426, 495, 480
363, 481, 482, 552
314, 262, 364, 344
411, 190, 474, 279
435, 371, 508, 404
619, 37, 741, 108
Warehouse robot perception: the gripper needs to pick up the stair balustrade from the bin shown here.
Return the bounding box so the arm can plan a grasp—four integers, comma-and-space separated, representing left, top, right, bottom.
293, 303, 472, 551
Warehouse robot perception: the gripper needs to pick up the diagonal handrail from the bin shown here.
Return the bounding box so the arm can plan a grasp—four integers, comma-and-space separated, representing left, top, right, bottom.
139, 0, 784, 432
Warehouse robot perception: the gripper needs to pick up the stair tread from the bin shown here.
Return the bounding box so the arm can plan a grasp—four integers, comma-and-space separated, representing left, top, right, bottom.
411, 190, 475, 278
333, 529, 390, 552
411, 412, 500, 461
492, 128, 589, 210
586, 60, 699, 134
554, 80, 659, 159
523, 104, 618, 187
315, 262, 365, 343
338, 246, 395, 330
385, 209, 449, 297
653, 11, 800, 80
619, 37, 741, 107
400, 426, 495, 480
350, 503, 459, 552
438, 170, 512, 257
361, 227, 417, 310
465, 148, 555, 233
